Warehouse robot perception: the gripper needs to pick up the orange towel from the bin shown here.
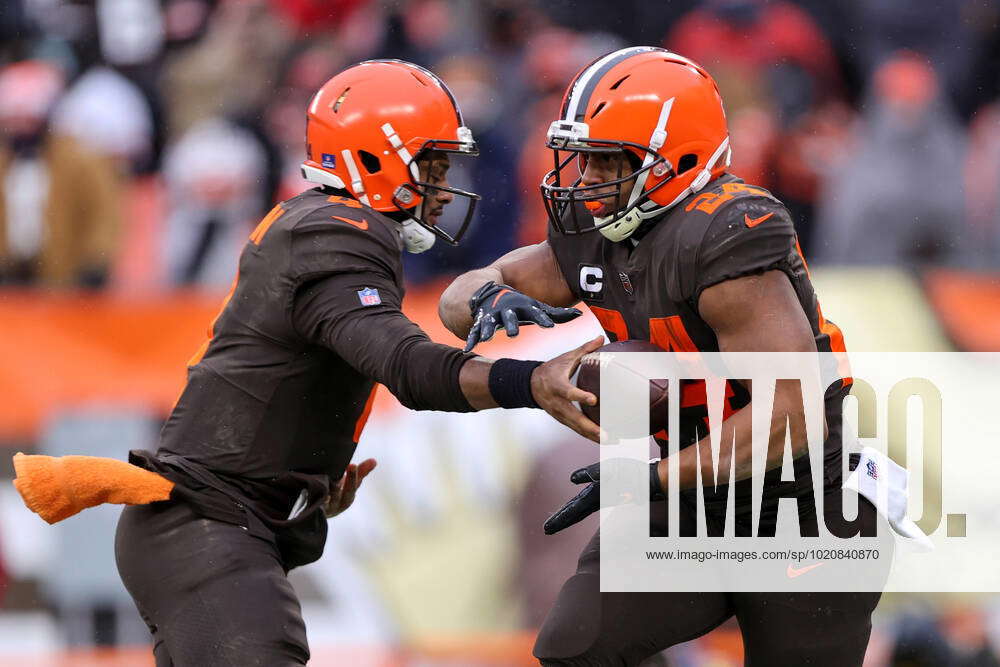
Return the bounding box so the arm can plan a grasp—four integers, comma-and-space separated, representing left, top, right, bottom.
12, 453, 175, 524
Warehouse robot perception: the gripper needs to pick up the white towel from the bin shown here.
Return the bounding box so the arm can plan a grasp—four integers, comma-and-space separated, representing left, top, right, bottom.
843, 446, 934, 552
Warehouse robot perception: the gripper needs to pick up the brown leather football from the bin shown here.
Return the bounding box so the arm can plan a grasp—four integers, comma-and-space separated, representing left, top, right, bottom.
575, 340, 669, 436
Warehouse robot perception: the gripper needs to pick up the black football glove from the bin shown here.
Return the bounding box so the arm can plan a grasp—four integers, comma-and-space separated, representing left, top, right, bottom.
543, 458, 665, 535
464, 281, 581, 352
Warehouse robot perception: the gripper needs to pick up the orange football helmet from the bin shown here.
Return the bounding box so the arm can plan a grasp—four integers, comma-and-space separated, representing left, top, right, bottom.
302, 59, 479, 251
541, 47, 731, 241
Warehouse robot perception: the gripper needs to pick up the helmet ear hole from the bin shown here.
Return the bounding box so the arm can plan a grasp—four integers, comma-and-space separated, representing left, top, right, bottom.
358, 150, 382, 174
677, 153, 698, 174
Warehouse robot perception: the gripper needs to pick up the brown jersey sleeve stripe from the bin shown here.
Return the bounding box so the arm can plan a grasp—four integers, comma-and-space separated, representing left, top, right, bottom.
249, 204, 286, 245
352, 384, 380, 443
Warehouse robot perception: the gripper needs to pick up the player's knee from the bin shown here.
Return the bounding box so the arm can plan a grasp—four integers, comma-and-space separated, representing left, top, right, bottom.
533, 573, 605, 663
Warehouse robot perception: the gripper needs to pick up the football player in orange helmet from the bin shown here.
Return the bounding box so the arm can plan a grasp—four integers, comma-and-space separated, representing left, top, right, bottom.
20, 59, 604, 666
541, 48, 731, 242
441, 47, 887, 666
301, 59, 481, 252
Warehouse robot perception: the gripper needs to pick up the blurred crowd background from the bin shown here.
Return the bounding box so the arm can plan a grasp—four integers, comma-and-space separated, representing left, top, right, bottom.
2, 0, 1000, 665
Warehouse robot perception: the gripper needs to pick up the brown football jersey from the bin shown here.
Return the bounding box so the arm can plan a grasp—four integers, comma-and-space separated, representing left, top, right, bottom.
159, 188, 473, 485
548, 174, 850, 508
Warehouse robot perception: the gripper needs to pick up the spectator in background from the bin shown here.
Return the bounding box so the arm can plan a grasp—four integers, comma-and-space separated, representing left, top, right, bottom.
540, 0, 695, 47
0, 60, 122, 288
890, 605, 1000, 667
162, 0, 292, 140
965, 102, 1000, 266
0, 0, 36, 60
843, 0, 1000, 122
35, 0, 173, 174
769, 98, 856, 256
664, 0, 846, 253
813, 52, 967, 267
51, 64, 155, 172
665, 0, 842, 100
890, 613, 958, 667
267, 0, 370, 34
264, 39, 351, 201
515, 28, 625, 246
515, 436, 602, 630
161, 117, 270, 288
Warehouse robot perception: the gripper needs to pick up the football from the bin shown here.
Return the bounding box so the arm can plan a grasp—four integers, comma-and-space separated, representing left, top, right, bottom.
575, 340, 669, 436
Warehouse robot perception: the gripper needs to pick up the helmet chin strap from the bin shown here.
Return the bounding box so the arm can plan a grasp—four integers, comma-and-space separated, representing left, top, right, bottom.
399, 175, 437, 254
593, 203, 665, 243
383, 121, 437, 253
400, 219, 436, 253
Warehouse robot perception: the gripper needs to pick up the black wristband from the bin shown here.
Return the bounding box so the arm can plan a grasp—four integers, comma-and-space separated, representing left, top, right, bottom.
488, 358, 543, 409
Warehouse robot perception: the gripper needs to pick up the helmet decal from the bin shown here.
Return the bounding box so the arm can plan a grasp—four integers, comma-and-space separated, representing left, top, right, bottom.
562, 46, 660, 123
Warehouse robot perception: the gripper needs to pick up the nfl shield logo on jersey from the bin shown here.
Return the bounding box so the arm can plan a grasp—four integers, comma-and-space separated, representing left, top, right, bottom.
866, 459, 878, 480
357, 287, 381, 306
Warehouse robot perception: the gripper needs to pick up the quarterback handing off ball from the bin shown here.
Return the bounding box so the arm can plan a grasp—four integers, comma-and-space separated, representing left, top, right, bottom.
575, 340, 669, 437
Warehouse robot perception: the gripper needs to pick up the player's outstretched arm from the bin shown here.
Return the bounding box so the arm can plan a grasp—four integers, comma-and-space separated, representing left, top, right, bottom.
439, 242, 580, 351
458, 336, 603, 442
294, 271, 602, 440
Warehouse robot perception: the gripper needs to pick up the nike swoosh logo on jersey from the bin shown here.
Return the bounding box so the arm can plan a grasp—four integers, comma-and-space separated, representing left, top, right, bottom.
744, 212, 774, 228
786, 561, 824, 578
332, 215, 368, 230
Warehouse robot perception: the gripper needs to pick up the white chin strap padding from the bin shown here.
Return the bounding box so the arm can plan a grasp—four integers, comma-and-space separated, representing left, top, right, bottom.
596, 209, 645, 243
400, 219, 436, 254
